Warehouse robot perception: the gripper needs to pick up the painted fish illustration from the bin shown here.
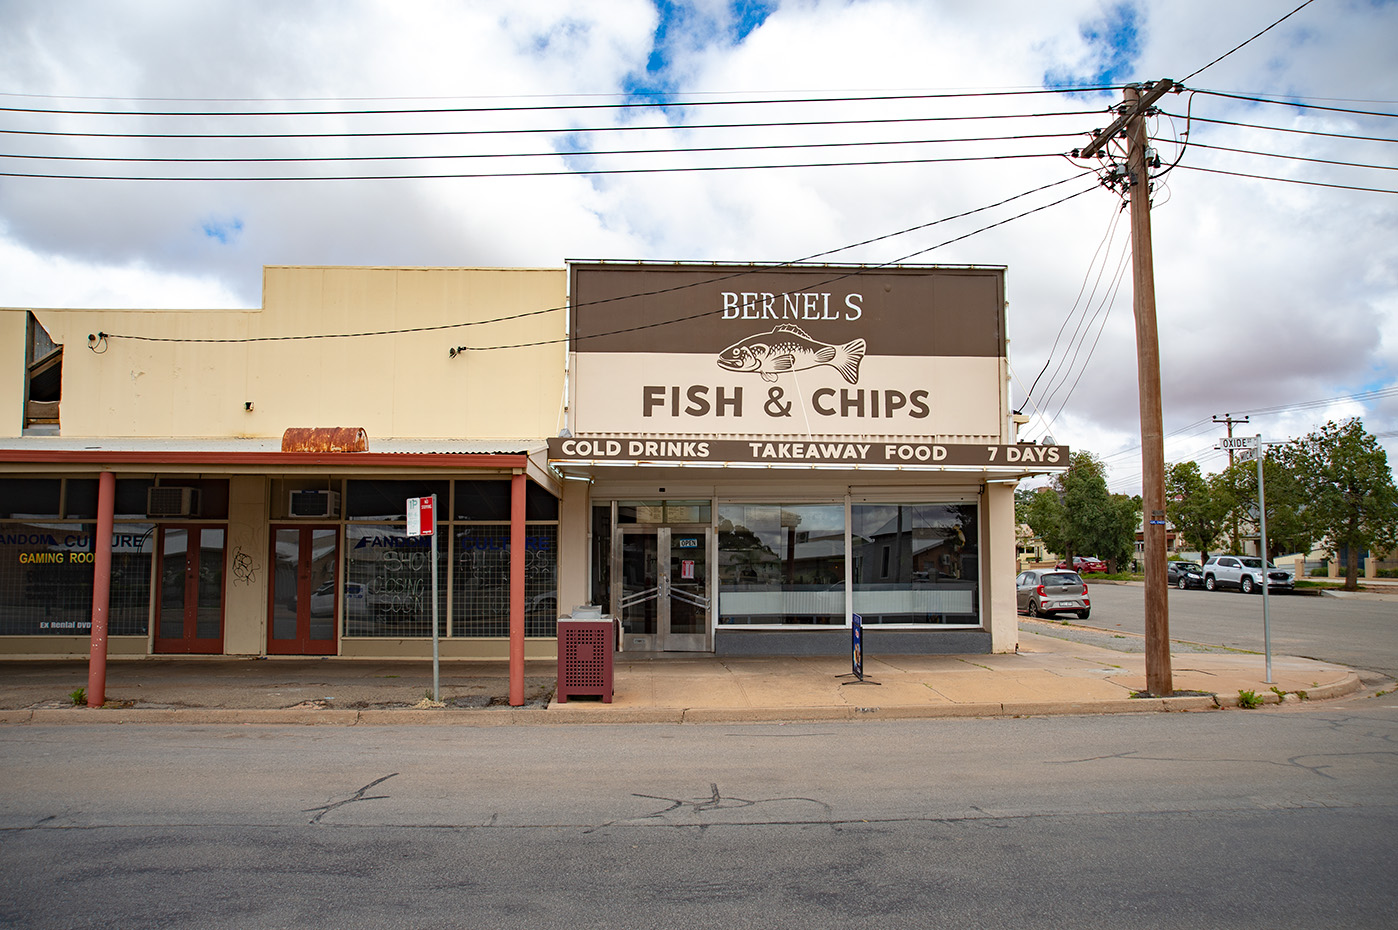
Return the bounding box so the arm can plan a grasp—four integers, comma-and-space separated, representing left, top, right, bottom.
716, 324, 866, 384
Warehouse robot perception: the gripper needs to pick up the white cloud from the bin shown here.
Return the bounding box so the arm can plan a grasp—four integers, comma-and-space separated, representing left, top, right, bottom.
1, 0, 1395, 488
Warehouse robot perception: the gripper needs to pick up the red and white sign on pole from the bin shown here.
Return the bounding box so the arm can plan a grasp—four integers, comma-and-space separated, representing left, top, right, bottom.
406, 495, 435, 537
408, 493, 441, 699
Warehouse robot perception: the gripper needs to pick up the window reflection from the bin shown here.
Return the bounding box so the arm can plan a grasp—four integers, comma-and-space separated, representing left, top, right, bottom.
717, 503, 845, 625
851, 504, 978, 624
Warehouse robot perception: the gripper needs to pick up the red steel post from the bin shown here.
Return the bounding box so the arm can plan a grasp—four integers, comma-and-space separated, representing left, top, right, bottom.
87, 471, 116, 706
509, 471, 526, 706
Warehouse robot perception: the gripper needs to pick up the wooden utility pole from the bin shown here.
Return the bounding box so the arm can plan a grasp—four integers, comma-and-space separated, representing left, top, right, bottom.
1078, 79, 1175, 695
1214, 412, 1251, 554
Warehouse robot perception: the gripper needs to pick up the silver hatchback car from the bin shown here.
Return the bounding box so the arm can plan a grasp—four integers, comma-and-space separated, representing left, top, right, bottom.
1016, 569, 1091, 620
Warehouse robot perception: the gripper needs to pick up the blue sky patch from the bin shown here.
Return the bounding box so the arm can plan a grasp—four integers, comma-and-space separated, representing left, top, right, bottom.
623, 1, 775, 100
202, 217, 244, 245
1044, 1, 1141, 91
731, 0, 773, 42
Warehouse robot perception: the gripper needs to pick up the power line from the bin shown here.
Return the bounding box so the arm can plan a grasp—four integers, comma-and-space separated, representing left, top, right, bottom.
448, 183, 1099, 354
1178, 140, 1398, 173
1100, 386, 1398, 475
1021, 209, 1131, 434
0, 131, 1082, 166
0, 86, 1119, 118
1173, 164, 1398, 194
0, 84, 1113, 105
1187, 87, 1398, 120
92, 171, 1096, 346
0, 110, 1099, 141
1038, 245, 1133, 432
1181, 0, 1318, 82
1021, 200, 1123, 404
0, 150, 1071, 183
1155, 111, 1398, 145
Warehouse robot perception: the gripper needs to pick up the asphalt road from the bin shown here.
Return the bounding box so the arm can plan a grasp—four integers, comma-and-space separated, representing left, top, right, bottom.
3, 703, 1397, 929
1077, 583, 1398, 679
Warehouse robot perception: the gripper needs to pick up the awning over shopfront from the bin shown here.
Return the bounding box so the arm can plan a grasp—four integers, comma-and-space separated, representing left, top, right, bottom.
0, 436, 560, 497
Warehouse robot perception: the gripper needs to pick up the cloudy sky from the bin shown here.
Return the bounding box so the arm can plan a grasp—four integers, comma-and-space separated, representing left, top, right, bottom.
2, 0, 1395, 491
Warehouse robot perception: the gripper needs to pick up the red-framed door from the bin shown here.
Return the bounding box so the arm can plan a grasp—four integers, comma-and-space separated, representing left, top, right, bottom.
268, 525, 339, 655
153, 526, 226, 654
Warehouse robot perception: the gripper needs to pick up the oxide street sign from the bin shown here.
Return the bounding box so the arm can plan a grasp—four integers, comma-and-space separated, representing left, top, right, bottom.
1218, 436, 1259, 450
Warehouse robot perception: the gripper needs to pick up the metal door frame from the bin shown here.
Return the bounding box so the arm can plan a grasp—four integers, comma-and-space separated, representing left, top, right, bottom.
612, 524, 712, 652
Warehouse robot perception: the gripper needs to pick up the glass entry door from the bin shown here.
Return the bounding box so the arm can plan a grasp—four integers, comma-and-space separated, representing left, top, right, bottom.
153, 526, 225, 654
615, 526, 710, 652
268, 526, 339, 655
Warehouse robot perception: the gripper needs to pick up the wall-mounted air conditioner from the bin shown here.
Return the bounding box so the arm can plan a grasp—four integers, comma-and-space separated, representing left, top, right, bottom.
289, 489, 340, 518
147, 486, 201, 518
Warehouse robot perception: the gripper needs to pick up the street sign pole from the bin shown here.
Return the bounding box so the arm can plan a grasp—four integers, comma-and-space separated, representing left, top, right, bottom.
407, 494, 440, 701
1255, 438, 1273, 684
1217, 432, 1272, 681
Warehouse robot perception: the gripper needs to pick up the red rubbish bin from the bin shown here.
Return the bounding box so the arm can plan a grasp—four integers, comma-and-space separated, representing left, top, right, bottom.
556, 619, 614, 703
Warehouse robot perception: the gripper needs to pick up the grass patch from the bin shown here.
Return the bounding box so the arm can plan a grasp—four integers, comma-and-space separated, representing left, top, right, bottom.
1237, 689, 1262, 709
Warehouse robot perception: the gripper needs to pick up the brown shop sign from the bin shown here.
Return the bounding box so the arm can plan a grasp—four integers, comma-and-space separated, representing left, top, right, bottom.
548, 437, 1067, 469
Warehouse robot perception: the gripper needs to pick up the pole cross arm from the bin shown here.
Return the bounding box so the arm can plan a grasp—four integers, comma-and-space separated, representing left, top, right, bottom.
1074, 79, 1176, 159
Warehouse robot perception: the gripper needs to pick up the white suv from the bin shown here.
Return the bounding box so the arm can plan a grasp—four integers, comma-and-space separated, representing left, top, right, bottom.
1201, 556, 1295, 594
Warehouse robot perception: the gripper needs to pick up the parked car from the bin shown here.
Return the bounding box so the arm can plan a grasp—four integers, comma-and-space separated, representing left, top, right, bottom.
1201, 556, 1295, 594
1016, 569, 1090, 620
1056, 556, 1107, 574
1167, 561, 1204, 589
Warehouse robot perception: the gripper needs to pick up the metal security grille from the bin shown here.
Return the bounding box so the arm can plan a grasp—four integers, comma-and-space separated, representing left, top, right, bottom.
343, 524, 447, 638
452, 524, 558, 638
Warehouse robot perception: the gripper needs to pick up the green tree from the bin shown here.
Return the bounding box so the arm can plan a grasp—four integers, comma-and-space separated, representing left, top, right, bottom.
1229, 448, 1315, 560
1165, 460, 1226, 560
1020, 451, 1140, 571
1100, 492, 1143, 571
1288, 419, 1398, 590
1020, 485, 1068, 560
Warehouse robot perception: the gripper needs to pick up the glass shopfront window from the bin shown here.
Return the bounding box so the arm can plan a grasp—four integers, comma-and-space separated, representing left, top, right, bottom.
339, 479, 560, 640
0, 511, 155, 637
851, 503, 978, 625
343, 524, 447, 638
717, 503, 845, 625
453, 525, 558, 637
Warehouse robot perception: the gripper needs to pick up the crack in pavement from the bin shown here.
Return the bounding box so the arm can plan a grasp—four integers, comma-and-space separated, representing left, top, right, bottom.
304, 773, 398, 824
1044, 749, 1398, 780
631, 782, 834, 820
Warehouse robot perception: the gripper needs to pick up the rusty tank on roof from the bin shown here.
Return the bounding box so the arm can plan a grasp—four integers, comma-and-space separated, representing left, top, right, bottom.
280, 427, 368, 453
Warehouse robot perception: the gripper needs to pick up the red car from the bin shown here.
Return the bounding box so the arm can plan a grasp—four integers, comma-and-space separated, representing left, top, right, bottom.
1056, 556, 1107, 574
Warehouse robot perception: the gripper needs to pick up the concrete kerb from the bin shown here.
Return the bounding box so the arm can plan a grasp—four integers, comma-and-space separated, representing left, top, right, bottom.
1212, 671, 1362, 708
0, 693, 1238, 726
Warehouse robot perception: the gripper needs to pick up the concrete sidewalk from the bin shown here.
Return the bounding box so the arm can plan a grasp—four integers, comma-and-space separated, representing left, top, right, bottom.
0, 621, 1365, 726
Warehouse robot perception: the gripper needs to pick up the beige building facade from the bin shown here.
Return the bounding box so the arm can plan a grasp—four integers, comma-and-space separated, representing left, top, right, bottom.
0, 261, 1065, 664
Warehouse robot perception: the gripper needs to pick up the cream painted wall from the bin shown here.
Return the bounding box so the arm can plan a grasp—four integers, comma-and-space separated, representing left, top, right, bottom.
17, 266, 566, 441
1, 312, 28, 437
985, 482, 1019, 652
224, 475, 268, 655
558, 479, 592, 616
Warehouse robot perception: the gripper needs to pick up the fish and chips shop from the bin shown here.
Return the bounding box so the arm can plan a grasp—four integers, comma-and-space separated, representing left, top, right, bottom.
549, 262, 1068, 656
0, 260, 1066, 669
